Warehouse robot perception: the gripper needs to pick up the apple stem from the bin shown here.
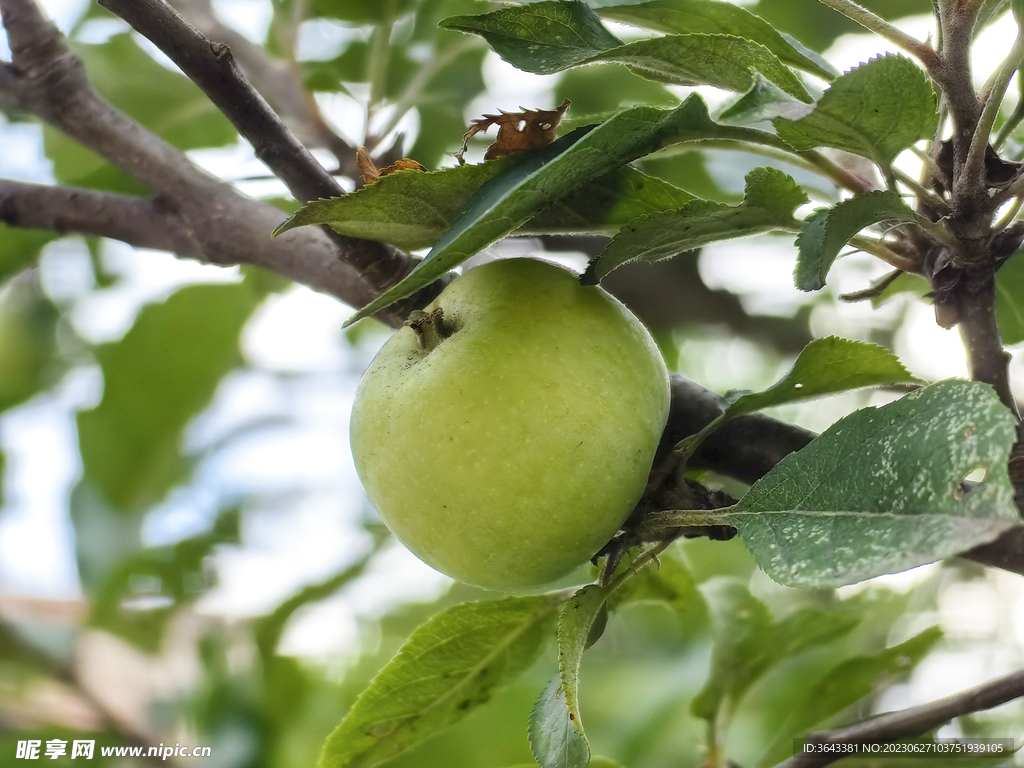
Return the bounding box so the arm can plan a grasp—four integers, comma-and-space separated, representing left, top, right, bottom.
406, 307, 455, 351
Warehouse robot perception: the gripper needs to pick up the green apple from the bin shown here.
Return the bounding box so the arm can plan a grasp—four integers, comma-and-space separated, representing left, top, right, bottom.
350, 257, 670, 590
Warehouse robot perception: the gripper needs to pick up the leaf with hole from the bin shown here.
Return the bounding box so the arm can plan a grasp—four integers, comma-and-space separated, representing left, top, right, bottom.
583, 167, 806, 283
717, 380, 1019, 588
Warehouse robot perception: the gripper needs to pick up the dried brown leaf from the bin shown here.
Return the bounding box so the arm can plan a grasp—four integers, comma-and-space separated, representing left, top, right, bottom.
455, 99, 572, 164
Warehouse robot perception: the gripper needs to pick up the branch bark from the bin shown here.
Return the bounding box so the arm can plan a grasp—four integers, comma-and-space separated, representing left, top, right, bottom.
774, 668, 1024, 768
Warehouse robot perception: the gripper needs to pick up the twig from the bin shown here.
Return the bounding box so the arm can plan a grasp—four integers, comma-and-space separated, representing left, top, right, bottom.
893, 167, 952, 217
773, 668, 1024, 768
814, 0, 940, 68
848, 234, 924, 272
962, 31, 1024, 194
934, 0, 983, 142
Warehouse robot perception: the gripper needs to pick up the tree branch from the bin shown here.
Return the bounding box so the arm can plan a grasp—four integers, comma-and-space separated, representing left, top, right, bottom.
957, 273, 1019, 416
0, 178, 417, 321
0, 0, 441, 324
775, 668, 1024, 768
0, 179, 202, 256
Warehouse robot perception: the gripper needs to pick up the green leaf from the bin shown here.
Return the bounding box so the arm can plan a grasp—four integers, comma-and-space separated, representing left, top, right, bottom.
722, 379, 1019, 588
88, 509, 240, 653
338, 95, 729, 325
795, 190, 918, 292
722, 336, 919, 418
775, 54, 938, 166
692, 578, 859, 721
320, 594, 564, 768
77, 280, 266, 514
442, 4, 811, 100
583, 166, 806, 283
718, 72, 815, 125
595, 34, 812, 101
279, 161, 694, 252
592, 0, 838, 80
996, 253, 1024, 345
440, 0, 623, 74
529, 677, 591, 768
756, 626, 942, 767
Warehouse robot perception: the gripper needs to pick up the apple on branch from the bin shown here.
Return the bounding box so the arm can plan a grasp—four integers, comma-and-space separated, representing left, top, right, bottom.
350, 258, 670, 591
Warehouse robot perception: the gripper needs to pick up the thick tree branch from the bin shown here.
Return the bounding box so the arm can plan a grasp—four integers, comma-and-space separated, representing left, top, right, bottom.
775, 668, 1024, 768
0, 0, 439, 324
0, 178, 416, 320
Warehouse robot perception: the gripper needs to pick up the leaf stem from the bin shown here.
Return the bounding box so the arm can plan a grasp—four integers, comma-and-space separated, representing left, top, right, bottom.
893, 167, 951, 216
814, 0, 939, 67
848, 235, 924, 272
602, 539, 675, 592
993, 194, 1023, 233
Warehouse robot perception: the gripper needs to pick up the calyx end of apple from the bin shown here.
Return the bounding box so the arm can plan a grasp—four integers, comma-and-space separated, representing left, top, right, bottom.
406, 307, 456, 352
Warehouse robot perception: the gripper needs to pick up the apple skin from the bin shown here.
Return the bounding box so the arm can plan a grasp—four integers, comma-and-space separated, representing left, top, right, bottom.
350, 257, 670, 590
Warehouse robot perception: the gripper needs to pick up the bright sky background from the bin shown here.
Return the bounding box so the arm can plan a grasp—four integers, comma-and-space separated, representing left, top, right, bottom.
1, 0, 1022, 679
